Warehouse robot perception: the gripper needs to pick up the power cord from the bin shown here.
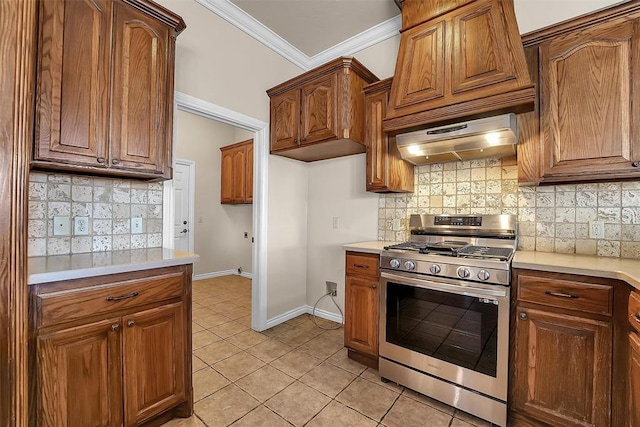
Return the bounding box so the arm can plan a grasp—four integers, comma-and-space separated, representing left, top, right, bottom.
312, 291, 344, 330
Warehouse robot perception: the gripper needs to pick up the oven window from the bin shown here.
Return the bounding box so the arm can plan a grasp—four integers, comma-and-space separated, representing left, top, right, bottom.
386, 281, 498, 377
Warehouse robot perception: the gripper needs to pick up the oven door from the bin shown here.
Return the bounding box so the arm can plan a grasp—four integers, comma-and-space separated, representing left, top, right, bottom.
379, 270, 510, 400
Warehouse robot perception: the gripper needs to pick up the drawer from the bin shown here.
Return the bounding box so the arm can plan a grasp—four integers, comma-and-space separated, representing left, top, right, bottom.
517, 274, 612, 316
37, 271, 185, 328
630, 292, 640, 333
346, 251, 379, 278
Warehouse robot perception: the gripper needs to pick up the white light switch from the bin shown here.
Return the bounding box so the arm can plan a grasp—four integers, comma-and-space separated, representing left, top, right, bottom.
131, 217, 143, 234
332, 217, 340, 229
53, 216, 70, 236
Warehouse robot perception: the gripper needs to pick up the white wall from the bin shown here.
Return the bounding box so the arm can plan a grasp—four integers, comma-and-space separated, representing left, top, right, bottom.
514, 0, 623, 34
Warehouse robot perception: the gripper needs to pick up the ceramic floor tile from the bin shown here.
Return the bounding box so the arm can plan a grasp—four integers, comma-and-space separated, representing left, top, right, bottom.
192, 355, 207, 373
195, 313, 233, 329
320, 327, 345, 344
192, 322, 205, 334
381, 395, 451, 427
299, 336, 344, 360
209, 320, 250, 338
265, 381, 331, 426
336, 378, 400, 422
273, 328, 319, 347
237, 315, 252, 327
226, 329, 268, 349
225, 306, 251, 320
229, 405, 291, 427
299, 363, 357, 398
450, 419, 476, 427
453, 409, 492, 427
261, 322, 295, 338
192, 367, 231, 402
245, 338, 293, 363
235, 365, 295, 402
325, 348, 368, 375
270, 349, 323, 379
360, 368, 404, 393
160, 415, 207, 427
212, 351, 265, 381
192, 330, 221, 350
306, 401, 377, 427
194, 384, 260, 427
193, 340, 242, 365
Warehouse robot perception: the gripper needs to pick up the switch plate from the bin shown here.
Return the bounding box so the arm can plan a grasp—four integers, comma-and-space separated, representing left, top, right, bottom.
53, 216, 70, 236
332, 217, 340, 229
131, 217, 143, 234
74, 217, 89, 235
326, 281, 337, 296
589, 220, 605, 239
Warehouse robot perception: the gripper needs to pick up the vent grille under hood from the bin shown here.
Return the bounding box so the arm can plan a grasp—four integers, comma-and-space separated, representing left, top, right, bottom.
396, 114, 517, 165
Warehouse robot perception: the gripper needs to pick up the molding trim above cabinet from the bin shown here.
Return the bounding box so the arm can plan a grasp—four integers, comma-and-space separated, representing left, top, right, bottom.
267, 56, 379, 162
32, 0, 185, 181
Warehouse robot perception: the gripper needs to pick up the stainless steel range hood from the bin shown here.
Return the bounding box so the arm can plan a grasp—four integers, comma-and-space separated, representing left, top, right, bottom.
395, 114, 518, 165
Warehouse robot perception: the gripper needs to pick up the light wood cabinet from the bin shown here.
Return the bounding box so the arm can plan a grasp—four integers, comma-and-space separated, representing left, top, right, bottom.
384, 0, 534, 133
29, 265, 193, 427
267, 57, 378, 162
33, 0, 185, 180
364, 78, 414, 193
344, 251, 379, 368
518, 2, 640, 185
220, 139, 253, 204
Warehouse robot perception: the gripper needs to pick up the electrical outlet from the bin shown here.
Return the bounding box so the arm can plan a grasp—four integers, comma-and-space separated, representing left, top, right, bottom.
53, 216, 70, 236
332, 216, 340, 229
589, 220, 605, 239
74, 216, 89, 235
325, 281, 337, 296
131, 217, 143, 234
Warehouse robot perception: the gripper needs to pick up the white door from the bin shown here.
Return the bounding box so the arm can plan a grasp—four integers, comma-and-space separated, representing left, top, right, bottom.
173, 160, 194, 253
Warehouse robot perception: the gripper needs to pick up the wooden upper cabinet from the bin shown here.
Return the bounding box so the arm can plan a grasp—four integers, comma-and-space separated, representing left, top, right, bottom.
220, 139, 253, 204
33, 0, 185, 180
34, 0, 111, 168
364, 79, 414, 193
518, 2, 640, 185
110, 2, 168, 175
267, 57, 378, 162
385, 0, 534, 132
400, 0, 474, 29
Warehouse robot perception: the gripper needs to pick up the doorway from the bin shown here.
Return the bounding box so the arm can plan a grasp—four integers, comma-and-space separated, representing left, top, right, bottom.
173, 159, 195, 253
163, 92, 268, 331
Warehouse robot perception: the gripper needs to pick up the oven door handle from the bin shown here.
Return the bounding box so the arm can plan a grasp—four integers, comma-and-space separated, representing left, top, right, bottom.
380, 271, 508, 299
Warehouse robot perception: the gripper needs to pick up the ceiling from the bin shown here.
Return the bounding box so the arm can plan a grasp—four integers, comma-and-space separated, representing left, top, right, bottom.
197, 0, 625, 70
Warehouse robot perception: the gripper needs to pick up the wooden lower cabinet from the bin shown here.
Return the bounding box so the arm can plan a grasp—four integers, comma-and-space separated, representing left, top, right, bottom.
30, 265, 193, 427
630, 332, 640, 427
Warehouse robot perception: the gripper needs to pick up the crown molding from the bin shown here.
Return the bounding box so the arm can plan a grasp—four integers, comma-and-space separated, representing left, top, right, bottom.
196, 0, 401, 71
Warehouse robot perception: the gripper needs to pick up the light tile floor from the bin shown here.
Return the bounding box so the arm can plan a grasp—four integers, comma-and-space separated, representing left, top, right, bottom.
162, 276, 493, 427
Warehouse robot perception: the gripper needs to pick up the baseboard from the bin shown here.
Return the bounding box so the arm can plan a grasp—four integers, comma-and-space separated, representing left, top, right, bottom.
265, 306, 308, 329
193, 270, 252, 281
304, 305, 344, 324
240, 271, 253, 279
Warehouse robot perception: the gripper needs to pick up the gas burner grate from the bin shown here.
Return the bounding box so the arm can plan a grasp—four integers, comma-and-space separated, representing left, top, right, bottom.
456, 246, 513, 261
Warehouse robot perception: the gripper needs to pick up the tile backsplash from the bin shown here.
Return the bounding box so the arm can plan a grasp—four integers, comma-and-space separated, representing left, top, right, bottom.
28, 172, 164, 256
378, 158, 640, 259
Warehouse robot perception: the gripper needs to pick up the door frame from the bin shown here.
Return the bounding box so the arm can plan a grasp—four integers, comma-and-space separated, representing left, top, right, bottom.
172, 158, 195, 254
163, 92, 269, 331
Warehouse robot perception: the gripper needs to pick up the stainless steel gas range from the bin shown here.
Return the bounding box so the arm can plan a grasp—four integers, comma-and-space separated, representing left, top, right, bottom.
379, 214, 516, 427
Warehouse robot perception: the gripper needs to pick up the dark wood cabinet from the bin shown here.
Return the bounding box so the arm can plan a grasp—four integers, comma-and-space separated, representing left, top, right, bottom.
364, 78, 414, 193
518, 2, 640, 185
267, 57, 378, 162
384, 0, 534, 133
344, 251, 379, 368
630, 332, 640, 427
29, 265, 193, 427
220, 139, 253, 204
33, 0, 185, 180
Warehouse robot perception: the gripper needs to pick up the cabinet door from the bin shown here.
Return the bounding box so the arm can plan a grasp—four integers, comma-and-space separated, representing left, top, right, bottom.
34, 0, 110, 167
300, 74, 338, 144
345, 275, 378, 357
630, 332, 640, 427
512, 307, 612, 427
220, 147, 234, 204
232, 146, 247, 203
110, 2, 168, 174
246, 143, 254, 203
270, 90, 300, 151
123, 302, 186, 425
366, 90, 388, 191
540, 19, 640, 180
37, 318, 122, 427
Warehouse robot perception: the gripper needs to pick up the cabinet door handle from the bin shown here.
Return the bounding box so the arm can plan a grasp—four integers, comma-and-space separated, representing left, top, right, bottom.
633, 313, 640, 324
353, 264, 370, 269
633, 160, 640, 167
111, 323, 120, 331
371, 284, 377, 289
293, 139, 298, 143
111, 158, 120, 165
106, 291, 139, 302
519, 312, 528, 320
127, 320, 135, 327
97, 157, 106, 164
545, 290, 579, 299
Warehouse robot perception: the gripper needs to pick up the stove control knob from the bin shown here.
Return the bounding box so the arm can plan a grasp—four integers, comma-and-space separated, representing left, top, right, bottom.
429, 264, 441, 275
457, 267, 471, 279
389, 259, 401, 268
477, 269, 491, 281
404, 261, 416, 271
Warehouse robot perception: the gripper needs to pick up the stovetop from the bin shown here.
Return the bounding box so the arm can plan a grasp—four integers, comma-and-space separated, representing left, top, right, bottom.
383, 242, 514, 261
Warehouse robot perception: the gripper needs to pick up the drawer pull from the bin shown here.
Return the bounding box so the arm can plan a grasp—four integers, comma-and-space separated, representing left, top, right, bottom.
353, 264, 370, 269
633, 313, 640, 324
545, 290, 579, 299
106, 291, 139, 302
127, 320, 135, 327
371, 284, 377, 289
111, 323, 120, 332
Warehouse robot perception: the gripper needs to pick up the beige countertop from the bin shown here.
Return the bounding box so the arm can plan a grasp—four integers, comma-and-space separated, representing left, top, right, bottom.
28, 248, 199, 285
513, 251, 640, 291
342, 241, 398, 254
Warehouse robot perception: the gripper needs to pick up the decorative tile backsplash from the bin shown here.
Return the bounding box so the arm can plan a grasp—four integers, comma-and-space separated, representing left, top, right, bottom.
378, 158, 640, 259
28, 172, 164, 256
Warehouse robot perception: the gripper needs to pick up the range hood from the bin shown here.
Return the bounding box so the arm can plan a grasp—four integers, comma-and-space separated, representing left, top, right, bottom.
396, 113, 518, 165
